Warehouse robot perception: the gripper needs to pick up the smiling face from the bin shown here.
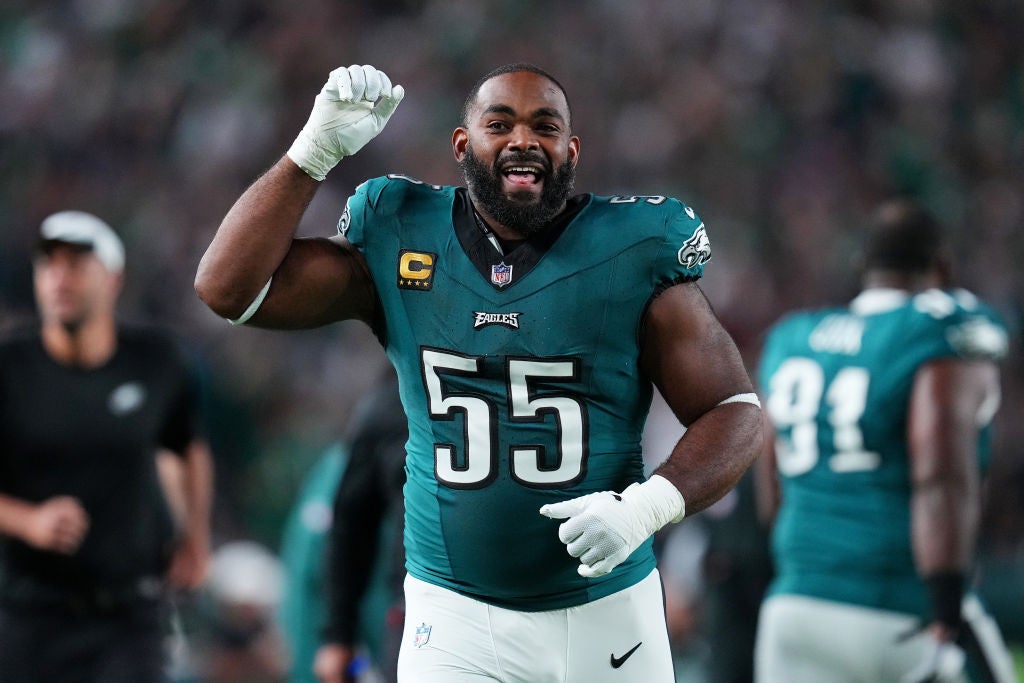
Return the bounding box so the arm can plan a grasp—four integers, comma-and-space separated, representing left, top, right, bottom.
453, 70, 581, 239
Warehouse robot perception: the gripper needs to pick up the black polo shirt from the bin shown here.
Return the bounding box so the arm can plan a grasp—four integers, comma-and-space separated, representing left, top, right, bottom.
0, 324, 201, 593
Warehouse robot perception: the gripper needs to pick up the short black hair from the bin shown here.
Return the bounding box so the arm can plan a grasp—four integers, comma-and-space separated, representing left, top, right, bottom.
460, 63, 572, 127
862, 198, 946, 273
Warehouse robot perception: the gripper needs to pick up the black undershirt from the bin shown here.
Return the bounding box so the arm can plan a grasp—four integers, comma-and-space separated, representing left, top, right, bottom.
452, 188, 590, 291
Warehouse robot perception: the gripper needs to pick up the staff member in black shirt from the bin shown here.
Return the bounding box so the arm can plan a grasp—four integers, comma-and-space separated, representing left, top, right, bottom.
0, 211, 214, 682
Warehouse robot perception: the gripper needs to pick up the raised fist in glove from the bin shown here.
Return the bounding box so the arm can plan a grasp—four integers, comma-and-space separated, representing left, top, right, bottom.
539, 475, 685, 578
288, 64, 405, 181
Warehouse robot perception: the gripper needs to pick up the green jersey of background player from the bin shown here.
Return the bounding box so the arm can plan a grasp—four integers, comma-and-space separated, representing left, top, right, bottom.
755, 199, 1015, 683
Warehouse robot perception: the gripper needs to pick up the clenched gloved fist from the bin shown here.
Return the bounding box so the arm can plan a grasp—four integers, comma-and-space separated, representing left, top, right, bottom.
539, 475, 685, 578
287, 64, 405, 181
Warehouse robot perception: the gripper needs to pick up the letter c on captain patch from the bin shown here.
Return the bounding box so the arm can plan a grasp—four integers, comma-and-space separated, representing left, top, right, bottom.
398, 250, 437, 290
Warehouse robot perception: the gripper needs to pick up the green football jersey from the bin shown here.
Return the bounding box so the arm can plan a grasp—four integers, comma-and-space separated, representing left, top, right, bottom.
341, 175, 710, 611
758, 287, 1008, 617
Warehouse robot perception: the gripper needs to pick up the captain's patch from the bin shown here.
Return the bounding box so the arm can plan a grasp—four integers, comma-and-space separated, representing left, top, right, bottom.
398, 250, 437, 291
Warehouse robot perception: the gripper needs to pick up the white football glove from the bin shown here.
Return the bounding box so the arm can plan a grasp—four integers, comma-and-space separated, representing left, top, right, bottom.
900, 637, 967, 683
287, 64, 405, 181
539, 475, 685, 578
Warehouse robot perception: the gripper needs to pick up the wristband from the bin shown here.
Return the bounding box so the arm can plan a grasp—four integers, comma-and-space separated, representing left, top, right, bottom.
925, 571, 965, 632
717, 392, 761, 408
227, 277, 272, 326
631, 474, 686, 526
287, 133, 334, 182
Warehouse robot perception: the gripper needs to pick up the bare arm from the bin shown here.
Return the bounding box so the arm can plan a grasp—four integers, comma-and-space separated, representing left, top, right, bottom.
0, 494, 90, 555
640, 282, 763, 514
163, 440, 215, 590
197, 64, 404, 327
753, 413, 781, 527
538, 281, 763, 577
194, 156, 377, 328
908, 356, 998, 643
909, 359, 995, 573
908, 358, 997, 637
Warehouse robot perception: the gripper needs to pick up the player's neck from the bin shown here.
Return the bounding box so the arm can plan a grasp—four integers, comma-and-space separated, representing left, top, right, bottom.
41, 315, 117, 368
862, 270, 943, 294
471, 206, 527, 253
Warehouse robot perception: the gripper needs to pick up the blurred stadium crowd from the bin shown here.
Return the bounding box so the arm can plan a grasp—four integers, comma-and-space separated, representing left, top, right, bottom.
1, 0, 1022, 677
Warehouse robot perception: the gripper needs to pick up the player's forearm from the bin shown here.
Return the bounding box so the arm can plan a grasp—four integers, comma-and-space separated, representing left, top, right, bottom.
181, 440, 215, 546
912, 472, 978, 574
174, 440, 214, 552
195, 156, 319, 319
0, 494, 36, 541
911, 468, 977, 633
653, 402, 763, 514
323, 533, 377, 644
324, 502, 382, 641
753, 441, 782, 528
908, 360, 991, 574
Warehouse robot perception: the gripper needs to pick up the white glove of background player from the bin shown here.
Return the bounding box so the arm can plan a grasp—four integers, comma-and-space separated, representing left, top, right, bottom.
900, 636, 967, 683
539, 475, 685, 578
287, 64, 405, 181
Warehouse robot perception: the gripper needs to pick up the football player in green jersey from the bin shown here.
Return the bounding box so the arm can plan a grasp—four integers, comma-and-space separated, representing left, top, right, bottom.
196, 63, 762, 683
754, 199, 1015, 683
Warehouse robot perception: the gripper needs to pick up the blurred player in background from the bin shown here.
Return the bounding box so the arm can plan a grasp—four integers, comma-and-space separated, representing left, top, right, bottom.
279, 369, 405, 683
279, 440, 349, 683
200, 539, 289, 683
314, 369, 407, 683
0, 211, 214, 682
196, 63, 762, 682
754, 199, 1016, 682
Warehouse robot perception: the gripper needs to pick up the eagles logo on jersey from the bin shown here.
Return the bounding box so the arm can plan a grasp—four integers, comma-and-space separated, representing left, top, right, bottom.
337, 204, 351, 237
677, 223, 711, 268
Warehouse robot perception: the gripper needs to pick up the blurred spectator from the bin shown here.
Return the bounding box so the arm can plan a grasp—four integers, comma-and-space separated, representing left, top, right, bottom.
197, 539, 290, 683
0, 211, 214, 682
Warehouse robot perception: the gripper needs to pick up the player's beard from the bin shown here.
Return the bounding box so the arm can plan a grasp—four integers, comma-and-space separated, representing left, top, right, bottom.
459, 144, 576, 239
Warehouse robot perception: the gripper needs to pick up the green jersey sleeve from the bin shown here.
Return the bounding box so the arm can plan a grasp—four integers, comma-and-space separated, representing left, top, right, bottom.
653, 197, 711, 287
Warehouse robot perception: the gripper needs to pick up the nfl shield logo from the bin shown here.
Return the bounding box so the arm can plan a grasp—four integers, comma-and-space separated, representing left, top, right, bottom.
491, 262, 513, 287
413, 622, 432, 648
